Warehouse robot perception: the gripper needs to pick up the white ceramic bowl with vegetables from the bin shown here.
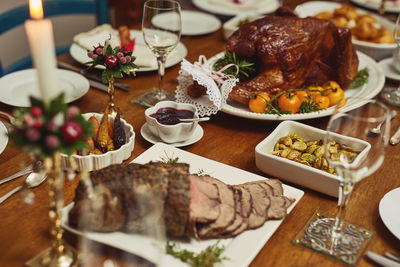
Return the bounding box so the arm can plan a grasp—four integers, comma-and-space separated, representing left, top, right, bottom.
145, 101, 199, 143
61, 113, 135, 171
255, 120, 370, 197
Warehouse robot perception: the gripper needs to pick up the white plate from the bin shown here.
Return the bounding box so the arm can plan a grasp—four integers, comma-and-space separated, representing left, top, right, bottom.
153, 10, 221, 36
351, 0, 400, 13
140, 123, 203, 147
294, 1, 396, 60
379, 187, 400, 240
0, 121, 8, 154
0, 69, 89, 107
192, 0, 279, 16
70, 29, 187, 72
61, 142, 304, 267
379, 57, 400, 81
207, 51, 384, 121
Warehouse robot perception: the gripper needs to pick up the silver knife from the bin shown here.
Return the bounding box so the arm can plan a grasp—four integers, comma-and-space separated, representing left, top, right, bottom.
88, 79, 109, 93
57, 61, 130, 91
367, 251, 400, 267
390, 125, 400, 145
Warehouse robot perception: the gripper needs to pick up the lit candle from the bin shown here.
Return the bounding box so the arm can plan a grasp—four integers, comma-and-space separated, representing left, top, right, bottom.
25, 0, 57, 103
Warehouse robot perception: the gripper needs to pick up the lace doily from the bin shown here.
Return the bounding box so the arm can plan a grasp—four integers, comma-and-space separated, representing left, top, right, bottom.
175, 56, 238, 117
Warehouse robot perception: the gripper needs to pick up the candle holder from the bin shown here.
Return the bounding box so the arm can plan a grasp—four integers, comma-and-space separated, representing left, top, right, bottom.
8, 94, 93, 267
108, 75, 117, 117
26, 153, 78, 267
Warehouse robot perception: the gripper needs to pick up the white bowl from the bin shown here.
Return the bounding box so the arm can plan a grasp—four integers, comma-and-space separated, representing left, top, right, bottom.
61, 113, 135, 171
144, 101, 199, 143
255, 121, 370, 197
222, 12, 263, 40
294, 1, 396, 61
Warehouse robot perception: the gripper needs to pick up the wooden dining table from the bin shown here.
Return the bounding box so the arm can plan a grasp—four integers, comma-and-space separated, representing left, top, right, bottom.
0, 0, 399, 266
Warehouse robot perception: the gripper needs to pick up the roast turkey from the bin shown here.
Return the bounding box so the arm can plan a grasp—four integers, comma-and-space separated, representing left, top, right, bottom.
226, 7, 359, 105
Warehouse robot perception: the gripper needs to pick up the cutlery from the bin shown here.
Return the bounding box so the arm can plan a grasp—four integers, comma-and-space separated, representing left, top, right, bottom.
386, 253, 400, 263
368, 110, 397, 135
0, 111, 15, 124
57, 61, 130, 91
0, 171, 47, 204
0, 161, 41, 185
390, 124, 400, 145
367, 251, 400, 267
179, 117, 210, 122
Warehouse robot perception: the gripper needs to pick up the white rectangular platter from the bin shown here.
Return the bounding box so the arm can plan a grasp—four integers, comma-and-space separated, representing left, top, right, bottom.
62, 142, 304, 267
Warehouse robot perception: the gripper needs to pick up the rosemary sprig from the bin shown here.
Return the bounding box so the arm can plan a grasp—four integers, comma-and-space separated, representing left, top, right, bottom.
299, 97, 321, 113
166, 241, 228, 267
213, 49, 256, 80
349, 68, 369, 89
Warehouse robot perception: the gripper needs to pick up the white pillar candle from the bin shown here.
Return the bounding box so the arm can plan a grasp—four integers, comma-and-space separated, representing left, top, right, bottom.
24, 0, 58, 104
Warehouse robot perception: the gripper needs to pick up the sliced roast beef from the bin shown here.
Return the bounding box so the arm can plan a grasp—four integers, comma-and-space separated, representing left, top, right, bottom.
241, 183, 270, 229
195, 176, 236, 238
189, 175, 220, 224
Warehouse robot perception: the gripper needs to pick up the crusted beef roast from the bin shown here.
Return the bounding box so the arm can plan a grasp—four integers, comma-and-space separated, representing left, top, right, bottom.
69, 162, 295, 239
226, 7, 359, 105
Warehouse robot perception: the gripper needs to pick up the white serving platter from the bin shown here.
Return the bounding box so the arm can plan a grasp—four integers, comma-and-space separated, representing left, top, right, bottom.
62, 142, 304, 267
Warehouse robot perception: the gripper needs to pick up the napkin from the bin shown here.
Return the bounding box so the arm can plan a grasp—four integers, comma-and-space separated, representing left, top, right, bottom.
73, 24, 158, 68
207, 0, 273, 10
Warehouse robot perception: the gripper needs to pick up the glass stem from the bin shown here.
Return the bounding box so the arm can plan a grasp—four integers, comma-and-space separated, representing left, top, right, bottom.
156, 54, 167, 91
332, 179, 354, 248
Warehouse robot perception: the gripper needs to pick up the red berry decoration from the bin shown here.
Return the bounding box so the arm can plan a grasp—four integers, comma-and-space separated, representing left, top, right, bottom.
105, 55, 118, 68
61, 121, 83, 143
30, 106, 42, 117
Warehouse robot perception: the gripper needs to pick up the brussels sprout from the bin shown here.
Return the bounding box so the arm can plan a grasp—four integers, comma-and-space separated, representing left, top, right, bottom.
292, 141, 307, 151
279, 136, 292, 146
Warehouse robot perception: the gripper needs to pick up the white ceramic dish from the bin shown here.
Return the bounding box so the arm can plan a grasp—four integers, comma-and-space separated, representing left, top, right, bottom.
192, 0, 279, 16
294, 1, 396, 61
144, 101, 199, 143
61, 113, 135, 171
0, 69, 89, 107
379, 57, 400, 81
255, 120, 371, 197
153, 10, 221, 36
62, 142, 304, 267
70, 29, 187, 72
379, 187, 400, 240
222, 12, 263, 40
351, 0, 400, 13
140, 123, 203, 147
207, 51, 385, 121
0, 121, 8, 155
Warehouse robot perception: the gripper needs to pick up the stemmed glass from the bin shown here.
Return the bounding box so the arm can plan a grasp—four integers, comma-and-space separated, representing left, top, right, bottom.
295, 99, 391, 265
380, 13, 400, 107
135, 0, 181, 107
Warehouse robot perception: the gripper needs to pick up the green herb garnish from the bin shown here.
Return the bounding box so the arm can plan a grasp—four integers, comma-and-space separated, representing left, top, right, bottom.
299, 97, 321, 113
349, 68, 369, 89
166, 241, 228, 267
213, 49, 256, 80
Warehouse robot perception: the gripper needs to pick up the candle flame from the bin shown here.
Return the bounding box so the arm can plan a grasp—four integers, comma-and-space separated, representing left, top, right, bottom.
29, 0, 44, 20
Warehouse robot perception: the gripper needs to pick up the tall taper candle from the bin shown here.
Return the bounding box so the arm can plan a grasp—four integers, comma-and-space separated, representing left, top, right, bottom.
25, 0, 57, 103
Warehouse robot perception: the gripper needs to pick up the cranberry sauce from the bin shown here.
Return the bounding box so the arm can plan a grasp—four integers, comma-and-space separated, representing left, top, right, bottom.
150, 107, 194, 125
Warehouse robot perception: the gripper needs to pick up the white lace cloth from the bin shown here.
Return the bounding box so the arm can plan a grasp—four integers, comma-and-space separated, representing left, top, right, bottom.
175, 57, 238, 117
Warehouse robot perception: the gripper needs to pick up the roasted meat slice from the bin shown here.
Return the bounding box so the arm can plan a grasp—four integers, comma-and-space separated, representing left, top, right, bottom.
226, 7, 359, 105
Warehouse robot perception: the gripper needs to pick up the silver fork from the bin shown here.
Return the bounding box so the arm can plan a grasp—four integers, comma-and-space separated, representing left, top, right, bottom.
0, 111, 15, 124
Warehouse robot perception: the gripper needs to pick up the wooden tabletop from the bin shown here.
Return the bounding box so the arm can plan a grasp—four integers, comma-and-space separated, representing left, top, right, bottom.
0, 1, 400, 266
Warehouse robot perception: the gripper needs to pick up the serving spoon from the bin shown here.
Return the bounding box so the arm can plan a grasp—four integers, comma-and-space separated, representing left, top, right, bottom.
368, 110, 397, 135
179, 117, 210, 122
0, 171, 47, 204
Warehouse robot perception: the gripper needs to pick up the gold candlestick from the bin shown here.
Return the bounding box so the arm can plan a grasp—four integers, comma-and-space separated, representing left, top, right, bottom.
26, 153, 77, 267
108, 75, 117, 117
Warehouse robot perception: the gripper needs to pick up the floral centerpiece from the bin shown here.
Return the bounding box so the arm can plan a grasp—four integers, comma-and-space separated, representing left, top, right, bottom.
9, 94, 93, 158
86, 38, 137, 84
86, 37, 137, 116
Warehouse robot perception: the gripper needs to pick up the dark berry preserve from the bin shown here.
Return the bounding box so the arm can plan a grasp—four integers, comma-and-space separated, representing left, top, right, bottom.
150, 107, 194, 125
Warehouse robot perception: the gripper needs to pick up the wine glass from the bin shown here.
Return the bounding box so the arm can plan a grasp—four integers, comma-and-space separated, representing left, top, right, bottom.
295, 99, 391, 265
380, 13, 400, 107
135, 0, 181, 107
